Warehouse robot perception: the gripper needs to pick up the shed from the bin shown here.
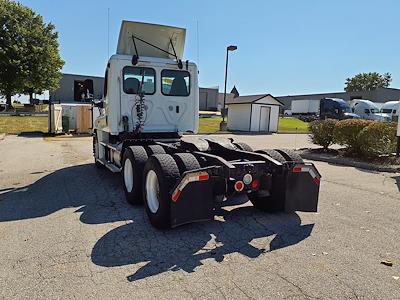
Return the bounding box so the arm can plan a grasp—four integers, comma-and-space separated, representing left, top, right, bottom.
227, 94, 283, 132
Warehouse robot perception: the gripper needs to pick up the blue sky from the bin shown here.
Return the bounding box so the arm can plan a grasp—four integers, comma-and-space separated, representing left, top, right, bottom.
19, 0, 400, 96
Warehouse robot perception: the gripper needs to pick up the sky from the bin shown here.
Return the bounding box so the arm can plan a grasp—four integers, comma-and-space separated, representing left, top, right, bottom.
18, 0, 400, 97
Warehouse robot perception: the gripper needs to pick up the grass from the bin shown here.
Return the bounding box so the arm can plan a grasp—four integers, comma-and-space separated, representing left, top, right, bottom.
0, 115, 48, 134
198, 116, 309, 134
0, 115, 309, 135
278, 117, 309, 133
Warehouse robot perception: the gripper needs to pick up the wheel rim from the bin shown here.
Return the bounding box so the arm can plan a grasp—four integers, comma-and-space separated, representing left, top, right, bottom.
146, 170, 160, 214
124, 158, 134, 192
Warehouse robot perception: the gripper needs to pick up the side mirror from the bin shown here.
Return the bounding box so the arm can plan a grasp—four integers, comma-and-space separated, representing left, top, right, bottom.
93, 100, 104, 108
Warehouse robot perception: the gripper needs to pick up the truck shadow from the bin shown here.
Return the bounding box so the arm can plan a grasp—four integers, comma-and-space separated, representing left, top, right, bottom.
91, 208, 314, 282
0, 163, 314, 282
0, 164, 133, 225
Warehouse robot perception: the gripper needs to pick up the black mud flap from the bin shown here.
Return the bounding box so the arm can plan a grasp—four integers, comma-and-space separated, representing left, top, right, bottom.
284, 163, 321, 212
170, 179, 214, 228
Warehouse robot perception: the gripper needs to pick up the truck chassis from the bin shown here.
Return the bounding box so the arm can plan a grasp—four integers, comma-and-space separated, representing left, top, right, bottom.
94, 132, 321, 229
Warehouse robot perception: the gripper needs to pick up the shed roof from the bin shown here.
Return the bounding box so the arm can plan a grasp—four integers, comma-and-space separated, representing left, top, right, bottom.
227, 94, 283, 106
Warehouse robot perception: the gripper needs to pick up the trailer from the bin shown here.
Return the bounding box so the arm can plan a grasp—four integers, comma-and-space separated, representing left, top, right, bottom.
92, 21, 321, 229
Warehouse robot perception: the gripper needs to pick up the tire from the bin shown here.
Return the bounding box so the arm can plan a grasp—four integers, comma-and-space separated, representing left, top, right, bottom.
122, 146, 148, 205
145, 145, 166, 155
143, 154, 180, 229
233, 142, 253, 152
256, 149, 286, 163
92, 134, 102, 168
172, 153, 201, 174
275, 149, 304, 163
249, 149, 286, 212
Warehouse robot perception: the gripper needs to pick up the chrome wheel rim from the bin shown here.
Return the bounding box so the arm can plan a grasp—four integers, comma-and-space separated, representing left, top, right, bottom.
146, 170, 160, 213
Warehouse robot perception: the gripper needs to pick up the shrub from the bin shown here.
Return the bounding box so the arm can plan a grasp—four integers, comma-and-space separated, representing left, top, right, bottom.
357, 122, 397, 157
309, 119, 338, 150
333, 119, 372, 151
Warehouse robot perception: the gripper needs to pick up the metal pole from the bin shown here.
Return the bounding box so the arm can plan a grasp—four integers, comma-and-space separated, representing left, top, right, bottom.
222, 48, 229, 123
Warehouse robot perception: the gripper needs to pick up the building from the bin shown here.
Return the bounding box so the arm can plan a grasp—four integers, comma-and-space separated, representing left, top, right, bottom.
277, 88, 400, 111
199, 87, 219, 111
50, 73, 104, 103
227, 94, 283, 132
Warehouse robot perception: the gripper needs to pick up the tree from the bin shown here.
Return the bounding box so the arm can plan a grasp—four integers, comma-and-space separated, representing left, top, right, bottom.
0, 0, 64, 107
344, 72, 392, 92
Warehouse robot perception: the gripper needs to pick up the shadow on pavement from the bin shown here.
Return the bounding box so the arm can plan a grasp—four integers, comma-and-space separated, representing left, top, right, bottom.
91, 207, 313, 282
0, 164, 132, 225
0, 163, 314, 282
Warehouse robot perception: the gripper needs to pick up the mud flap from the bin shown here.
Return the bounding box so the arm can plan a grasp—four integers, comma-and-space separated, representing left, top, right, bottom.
170, 178, 214, 227
284, 163, 320, 212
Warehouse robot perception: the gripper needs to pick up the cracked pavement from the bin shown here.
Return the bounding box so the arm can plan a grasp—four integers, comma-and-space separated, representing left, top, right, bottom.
0, 134, 399, 299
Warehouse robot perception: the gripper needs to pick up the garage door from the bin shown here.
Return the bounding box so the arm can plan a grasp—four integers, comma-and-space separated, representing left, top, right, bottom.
259, 106, 270, 132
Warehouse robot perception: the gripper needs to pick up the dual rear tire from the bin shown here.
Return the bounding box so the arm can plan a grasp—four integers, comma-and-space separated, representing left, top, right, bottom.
122, 147, 200, 229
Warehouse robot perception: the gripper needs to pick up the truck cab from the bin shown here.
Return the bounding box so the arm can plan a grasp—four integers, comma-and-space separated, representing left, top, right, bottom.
94, 21, 198, 141
381, 100, 399, 121
350, 99, 390, 121
320, 98, 359, 120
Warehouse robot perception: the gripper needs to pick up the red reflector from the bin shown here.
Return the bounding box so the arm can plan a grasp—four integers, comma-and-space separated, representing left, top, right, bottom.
313, 177, 321, 186
234, 181, 244, 192
251, 179, 260, 190
199, 174, 209, 181
292, 167, 302, 173
171, 190, 181, 202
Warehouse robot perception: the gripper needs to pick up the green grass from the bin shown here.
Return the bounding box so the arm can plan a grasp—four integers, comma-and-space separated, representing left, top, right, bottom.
198, 116, 309, 134
278, 117, 309, 133
198, 117, 224, 134
0, 115, 48, 134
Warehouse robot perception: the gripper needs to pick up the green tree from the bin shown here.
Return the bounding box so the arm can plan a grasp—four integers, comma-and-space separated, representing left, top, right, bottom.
344, 72, 392, 92
0, 0, 64, 107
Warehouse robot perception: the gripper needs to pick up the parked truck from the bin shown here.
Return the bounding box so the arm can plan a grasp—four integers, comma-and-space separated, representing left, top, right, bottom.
350, 99, 391, 121
289, 98, 359, 121
92, 21, 321, 229
381, 100, 399, 121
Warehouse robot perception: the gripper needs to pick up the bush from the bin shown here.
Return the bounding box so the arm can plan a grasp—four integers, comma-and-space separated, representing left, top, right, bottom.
309, 119, 338, 150
333, 119, 372, 151
357, 122, 397, 157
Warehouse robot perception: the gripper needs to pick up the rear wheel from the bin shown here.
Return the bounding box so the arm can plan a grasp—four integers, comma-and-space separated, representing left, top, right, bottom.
275, 149, 303, 163
172, 153, 201, 174
143, 154, 180, 229
122, 146, 148, 205
249, 149, 287, 212
233, 142, 253, 152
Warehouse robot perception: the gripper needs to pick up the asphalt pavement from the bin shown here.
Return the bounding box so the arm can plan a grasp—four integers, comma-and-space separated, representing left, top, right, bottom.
0, 134, 399, 299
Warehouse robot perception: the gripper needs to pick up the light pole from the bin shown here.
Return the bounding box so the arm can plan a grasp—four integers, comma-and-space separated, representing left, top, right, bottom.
220, 45, 237, 130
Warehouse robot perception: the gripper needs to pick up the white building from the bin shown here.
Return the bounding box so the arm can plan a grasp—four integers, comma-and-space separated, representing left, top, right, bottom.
227, 94, 283, 132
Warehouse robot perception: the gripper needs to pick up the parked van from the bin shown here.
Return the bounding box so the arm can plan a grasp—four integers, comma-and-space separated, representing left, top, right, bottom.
350, 99, 391, 121
380, 100, 399, 121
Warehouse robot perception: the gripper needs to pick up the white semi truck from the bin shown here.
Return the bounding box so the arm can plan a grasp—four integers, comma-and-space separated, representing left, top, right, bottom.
92, 21, 321, 228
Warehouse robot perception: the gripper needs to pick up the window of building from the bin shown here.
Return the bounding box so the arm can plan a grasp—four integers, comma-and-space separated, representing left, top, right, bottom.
161, 70, 190, 96
123, 67, 155, 95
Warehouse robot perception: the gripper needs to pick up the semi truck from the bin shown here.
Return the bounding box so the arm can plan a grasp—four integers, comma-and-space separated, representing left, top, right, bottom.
381, 100, 399, 121
350, 99, 391, 121
287, 98, 359, 121
92, 21, 321, 229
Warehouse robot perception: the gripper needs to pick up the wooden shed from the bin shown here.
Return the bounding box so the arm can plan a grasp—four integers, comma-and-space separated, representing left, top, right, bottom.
227, 94, 283, 132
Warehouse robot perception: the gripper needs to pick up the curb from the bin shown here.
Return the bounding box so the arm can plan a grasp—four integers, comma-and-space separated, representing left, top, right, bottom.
300, 152, 400, 173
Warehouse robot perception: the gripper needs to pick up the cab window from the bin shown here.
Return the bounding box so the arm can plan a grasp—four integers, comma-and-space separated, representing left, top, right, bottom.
123, 67, 155, 95
161, 70, 190, 96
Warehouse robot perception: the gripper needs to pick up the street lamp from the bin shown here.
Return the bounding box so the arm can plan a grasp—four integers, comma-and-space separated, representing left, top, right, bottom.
220, 45, 237, 130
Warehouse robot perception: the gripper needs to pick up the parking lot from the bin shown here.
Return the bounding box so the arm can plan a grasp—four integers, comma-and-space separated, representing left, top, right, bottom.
0, 133, 399, 299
